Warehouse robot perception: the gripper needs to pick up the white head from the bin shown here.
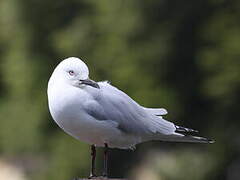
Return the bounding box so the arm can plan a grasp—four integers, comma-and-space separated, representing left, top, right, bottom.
48, 57, 99, 89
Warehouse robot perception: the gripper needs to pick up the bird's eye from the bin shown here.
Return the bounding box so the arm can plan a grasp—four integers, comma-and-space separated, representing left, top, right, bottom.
68, 70, 75, 76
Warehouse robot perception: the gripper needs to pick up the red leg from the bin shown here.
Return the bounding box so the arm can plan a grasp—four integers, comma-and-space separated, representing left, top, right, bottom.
103, 143, 108, 177
89, 145, 96, 178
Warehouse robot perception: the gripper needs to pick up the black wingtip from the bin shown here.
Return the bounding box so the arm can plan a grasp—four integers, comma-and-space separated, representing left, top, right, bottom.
196, 136, 215, 144
175, 125, 199, 134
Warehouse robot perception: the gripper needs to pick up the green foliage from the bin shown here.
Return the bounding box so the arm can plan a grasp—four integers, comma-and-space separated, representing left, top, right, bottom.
0, 0, 239, 179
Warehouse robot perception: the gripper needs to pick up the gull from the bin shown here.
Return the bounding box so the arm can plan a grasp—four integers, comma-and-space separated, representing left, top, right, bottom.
47, 57, 214, 178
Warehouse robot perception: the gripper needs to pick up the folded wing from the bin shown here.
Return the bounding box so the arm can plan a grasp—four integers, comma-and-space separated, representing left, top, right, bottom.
85, 82, 176, 136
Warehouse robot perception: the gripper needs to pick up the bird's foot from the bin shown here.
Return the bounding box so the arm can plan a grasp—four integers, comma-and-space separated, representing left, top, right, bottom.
88, 174, 98, 179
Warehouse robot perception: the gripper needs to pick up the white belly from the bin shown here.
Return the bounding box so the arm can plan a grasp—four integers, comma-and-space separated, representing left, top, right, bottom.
48, 86, 140, 149
48, 84, 141, 149
55, 111, 139, 149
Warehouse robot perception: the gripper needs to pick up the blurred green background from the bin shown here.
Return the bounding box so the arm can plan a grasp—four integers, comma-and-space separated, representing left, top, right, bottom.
0, 0, 239, 180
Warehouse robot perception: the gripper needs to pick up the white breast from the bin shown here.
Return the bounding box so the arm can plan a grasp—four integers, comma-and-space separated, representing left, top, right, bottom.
48, 81, 140, 148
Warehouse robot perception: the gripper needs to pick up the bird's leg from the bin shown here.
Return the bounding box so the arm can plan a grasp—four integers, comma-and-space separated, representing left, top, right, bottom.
89, 145, 96, 178
103, 143, 109, 177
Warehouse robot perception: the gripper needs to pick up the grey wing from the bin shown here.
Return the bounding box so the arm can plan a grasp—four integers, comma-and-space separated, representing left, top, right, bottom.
85, 82, 176, 136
